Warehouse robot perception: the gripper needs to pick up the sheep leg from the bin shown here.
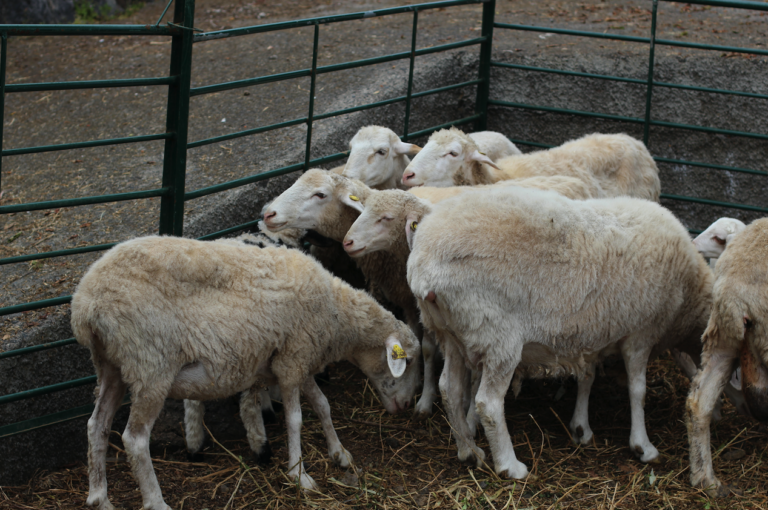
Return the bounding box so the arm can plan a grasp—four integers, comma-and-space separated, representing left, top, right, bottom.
723, 372, 752, 418
439, 334, 486, 466
122, 392, 170, 510
475, 365, 528, 479
85, 361, 126, 510
261, 386, 278, 424
621, 341, 658, 463
240, 388, 272, 465
410, 314, 437, 421
466, 368, 482, 437
687, 349, 740, 496
282, 385, 319, 491
183, 400, 206, 454
569, 368, 595, 445
672, 348, 726, 422
302, 376, 353, 468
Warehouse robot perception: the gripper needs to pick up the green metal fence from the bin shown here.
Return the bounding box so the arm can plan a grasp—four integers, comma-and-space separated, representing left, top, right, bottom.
0, 0, 494, 439
490, 0, 768, 229
1, 0, 767, 441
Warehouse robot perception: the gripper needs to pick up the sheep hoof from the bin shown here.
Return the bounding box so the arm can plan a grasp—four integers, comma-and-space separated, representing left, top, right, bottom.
186, 434, 210, 462
262, 408, 278, 424
633, 443, 659, 463
85, 493, 114, 510
575, 426, 584, 438
705, 482, 742, 498
331, 447, 353, 468
412, 407, 432, 422
253, 439, 273, 466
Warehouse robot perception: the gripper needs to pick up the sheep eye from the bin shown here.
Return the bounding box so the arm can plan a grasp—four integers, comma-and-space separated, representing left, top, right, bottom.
448, 151, 458, 157
405, 358, 413, 366
376, 149, 387, 156
314, 192, 326, 199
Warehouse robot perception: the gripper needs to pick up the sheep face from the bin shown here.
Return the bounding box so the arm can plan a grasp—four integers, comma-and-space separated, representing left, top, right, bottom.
401, 129, 497, 188
692, 217, 746, 259
342, 195, 399, 257
343, 126, 419, 189
401, 138, 464, 187
356, 329, 421, 414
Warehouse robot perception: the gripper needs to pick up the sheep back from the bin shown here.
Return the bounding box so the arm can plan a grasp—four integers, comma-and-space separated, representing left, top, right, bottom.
407, 187, 710, 374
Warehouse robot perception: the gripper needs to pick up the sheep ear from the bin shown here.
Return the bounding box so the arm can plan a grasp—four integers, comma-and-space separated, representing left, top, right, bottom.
470, 150, 500, 170
405, 211, 421, 251
393, 140, 421, 156
385, 336, 408, 378
339, 192, 365, 213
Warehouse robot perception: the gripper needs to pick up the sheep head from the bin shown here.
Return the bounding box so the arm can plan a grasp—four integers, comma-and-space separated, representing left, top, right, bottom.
263, 169, 371, 241
342, 126, 421, 190
401, 127, 499, 188
693, 217, 747, 259
342, 190, 431, 258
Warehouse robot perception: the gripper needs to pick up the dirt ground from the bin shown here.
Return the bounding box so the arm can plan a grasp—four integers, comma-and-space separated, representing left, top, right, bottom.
2, 357, 767, 510
2, 0, 768, 508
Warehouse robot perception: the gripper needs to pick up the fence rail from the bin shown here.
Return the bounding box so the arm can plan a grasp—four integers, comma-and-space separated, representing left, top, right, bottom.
1, 0, 767, 441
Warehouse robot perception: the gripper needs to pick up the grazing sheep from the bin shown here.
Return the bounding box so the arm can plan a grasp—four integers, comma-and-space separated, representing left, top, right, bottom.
263, 170, 440, 419
406, 187, 712, 478
401, 129, 660, 202
342, 126, 519, 191
73, 236, 420, 509
693, 217, 747, 260
687, 218, 768, 497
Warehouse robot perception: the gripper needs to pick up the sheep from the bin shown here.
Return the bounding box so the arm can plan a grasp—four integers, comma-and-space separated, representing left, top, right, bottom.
72, 236, 421, 509
401, 129, 660, 202
341, 126, 422, 190
687, 218, 768, 497
341, 126, 520, 191
184, 227, 305, 458
693, 217, 747, 260
405, 186, 712, 478
263, 169, 440, 419
340, 178, 597, 437
408, 175, 595, 203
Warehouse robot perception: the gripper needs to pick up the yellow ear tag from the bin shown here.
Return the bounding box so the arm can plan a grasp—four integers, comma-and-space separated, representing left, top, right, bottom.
391, 344, 407, 360
479, 151, 486, 155
349, 195, 360, 201
410, 221, 418, 232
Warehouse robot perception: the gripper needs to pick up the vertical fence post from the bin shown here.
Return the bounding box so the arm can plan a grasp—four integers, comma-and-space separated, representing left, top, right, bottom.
0, 32, 7, 191
475, 0, 495, 132
403, 10, 419, 141
304, 23, 320, 171
643, 0, 658, 147
159, 0, 195, 236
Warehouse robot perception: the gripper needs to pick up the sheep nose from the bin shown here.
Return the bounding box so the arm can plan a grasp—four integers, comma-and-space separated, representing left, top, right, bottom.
404, 400, 411, 410
343, 239, 354, 250
264, 211, 277, 222
402, 172, 415, 183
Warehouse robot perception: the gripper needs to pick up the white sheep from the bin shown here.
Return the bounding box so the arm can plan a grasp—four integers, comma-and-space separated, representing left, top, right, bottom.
339, 179, 596, 437
408, 175, 595, 203
263, 169, 441, 419
687, 217, 768, 497
693, 217, 747, 260
342, 126, 422, 190
184, 227, 305, 458
406, 186, 712, 478
72, 236, 420, 509
401, 129, 660, 202
342, 126, 520, 190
